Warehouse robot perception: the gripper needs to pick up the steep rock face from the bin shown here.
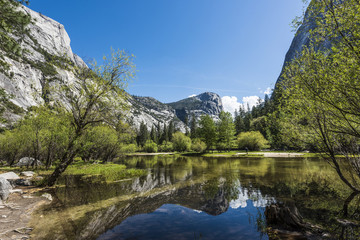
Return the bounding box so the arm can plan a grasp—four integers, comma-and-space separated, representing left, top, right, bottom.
0, 4, 85, 110
168, 92, 224, 122
274, 1, 331, 90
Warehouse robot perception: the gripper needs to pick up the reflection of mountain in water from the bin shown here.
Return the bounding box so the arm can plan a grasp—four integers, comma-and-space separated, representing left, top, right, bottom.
31, 156, 340, 240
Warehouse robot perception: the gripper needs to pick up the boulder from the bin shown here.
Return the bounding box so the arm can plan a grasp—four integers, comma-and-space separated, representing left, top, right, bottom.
15, 179, 32, 186
15, 157, 43, 167
0, 172, 20, 180
20, 171, 35, 177
41, 193, 53, 201
0, 177, 12, 201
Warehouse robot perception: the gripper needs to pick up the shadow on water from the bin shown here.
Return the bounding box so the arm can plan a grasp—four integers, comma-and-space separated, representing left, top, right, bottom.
30, 156, 360, 239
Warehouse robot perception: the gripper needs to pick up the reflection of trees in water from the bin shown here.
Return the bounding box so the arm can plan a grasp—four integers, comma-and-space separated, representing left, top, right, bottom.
33, 156, 360, 239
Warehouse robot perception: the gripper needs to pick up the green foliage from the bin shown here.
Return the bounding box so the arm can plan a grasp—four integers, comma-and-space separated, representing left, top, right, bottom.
191, 138, 207, 153
280, 0, 360, 191
197, 115, 216, 150
172, 131, 191, 152
190, 113, 197, 139
137, 122, 149, 146
119, 143, 137, 153
45, 48, 135, 186
158, 141, 173, 152
0, 106, 70, 167
143, 140, 158, 153
237, 131, 270, 151
80, 125, 119, 163
216, 111, 236, 151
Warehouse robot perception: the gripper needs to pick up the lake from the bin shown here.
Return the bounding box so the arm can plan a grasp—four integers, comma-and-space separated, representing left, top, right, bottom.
30, 156, 359, 239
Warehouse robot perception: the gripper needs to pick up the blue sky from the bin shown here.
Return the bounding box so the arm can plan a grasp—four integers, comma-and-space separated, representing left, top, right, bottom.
28, 0, 304, 113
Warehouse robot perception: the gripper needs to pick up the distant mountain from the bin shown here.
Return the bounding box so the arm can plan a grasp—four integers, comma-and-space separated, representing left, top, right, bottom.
168, 92, 224, 122
0, 2, 223, 131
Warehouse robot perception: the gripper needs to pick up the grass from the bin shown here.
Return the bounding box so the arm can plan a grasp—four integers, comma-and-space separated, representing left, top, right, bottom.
0, 161, 147, 184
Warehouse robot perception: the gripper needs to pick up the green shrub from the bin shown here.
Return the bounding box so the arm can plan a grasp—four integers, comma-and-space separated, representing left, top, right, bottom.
143, 140, 158, 153
191, 138, 207, 153
237, 131, 269, 151
172, 132, 191, 152
119, 144, 137, 153
159, 141, 173, 152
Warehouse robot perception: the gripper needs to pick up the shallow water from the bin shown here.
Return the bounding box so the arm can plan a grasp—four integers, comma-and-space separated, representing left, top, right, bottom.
31, 156, 359, 240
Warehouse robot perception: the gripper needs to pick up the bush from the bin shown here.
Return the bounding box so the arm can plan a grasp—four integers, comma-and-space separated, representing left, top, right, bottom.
159, 141, 173, 152
191, 138, 207, 153
172, 132, 191, 152
143, 140, 158, 153
119, 144, 138, 153
237, 131, 269, 151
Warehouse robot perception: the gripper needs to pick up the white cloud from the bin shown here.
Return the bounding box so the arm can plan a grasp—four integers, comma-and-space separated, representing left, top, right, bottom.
264, 87, 272, 95
222, 96, 241, 116
222, 95, 263, 116
242, 96, 262, 110
188, 94, 196, 98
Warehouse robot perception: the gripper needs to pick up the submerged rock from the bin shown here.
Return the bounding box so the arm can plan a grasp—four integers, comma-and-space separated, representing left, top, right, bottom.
0, 177, 12, 201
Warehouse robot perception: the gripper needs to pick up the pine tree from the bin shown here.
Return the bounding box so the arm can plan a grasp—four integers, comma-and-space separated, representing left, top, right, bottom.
150, 125, 157, 144
190, 113, 197, 139
137, 122, 149, 146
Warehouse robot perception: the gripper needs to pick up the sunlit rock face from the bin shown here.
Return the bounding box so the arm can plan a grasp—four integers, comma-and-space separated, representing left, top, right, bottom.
274, 1, 332, 92
168, 92, 224, 122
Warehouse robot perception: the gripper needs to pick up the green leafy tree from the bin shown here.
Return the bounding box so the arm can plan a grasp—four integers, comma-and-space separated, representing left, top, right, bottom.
159, 141, 173, 152
237, 131, 269, 151
216, 111, 236, 152
46, 49, 135, 186
280, 0, 360, 192
172, 131, 191, 152
197, 115, 216, 151
143, 140, 158, 153
191, 138, 207, 153
80, 125, 119, 163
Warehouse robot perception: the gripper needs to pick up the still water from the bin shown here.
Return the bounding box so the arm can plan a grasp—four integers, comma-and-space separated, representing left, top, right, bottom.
31, 156, 358, 239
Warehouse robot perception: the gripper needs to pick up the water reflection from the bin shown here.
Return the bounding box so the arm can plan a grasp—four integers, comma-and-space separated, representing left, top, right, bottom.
30, 156, 359, 239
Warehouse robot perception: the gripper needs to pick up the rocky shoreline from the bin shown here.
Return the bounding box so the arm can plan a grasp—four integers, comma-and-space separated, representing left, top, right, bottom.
0, 171, 52, 240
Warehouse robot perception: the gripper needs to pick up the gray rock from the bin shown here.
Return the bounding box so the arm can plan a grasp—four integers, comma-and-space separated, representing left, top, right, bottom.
168, 92, 224, 123
20, 171, 35, 177
15, 179, 32, 186
16, 157, 43, 167
0, 172, 20, 180
0, 177, 12, 201
41, 193, 53, 201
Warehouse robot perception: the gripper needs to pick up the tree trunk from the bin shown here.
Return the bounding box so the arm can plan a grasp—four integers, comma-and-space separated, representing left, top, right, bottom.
45, 137, 78, 186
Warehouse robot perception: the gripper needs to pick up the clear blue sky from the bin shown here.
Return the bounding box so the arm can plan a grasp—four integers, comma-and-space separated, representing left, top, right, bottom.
28, 0, 304, 110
